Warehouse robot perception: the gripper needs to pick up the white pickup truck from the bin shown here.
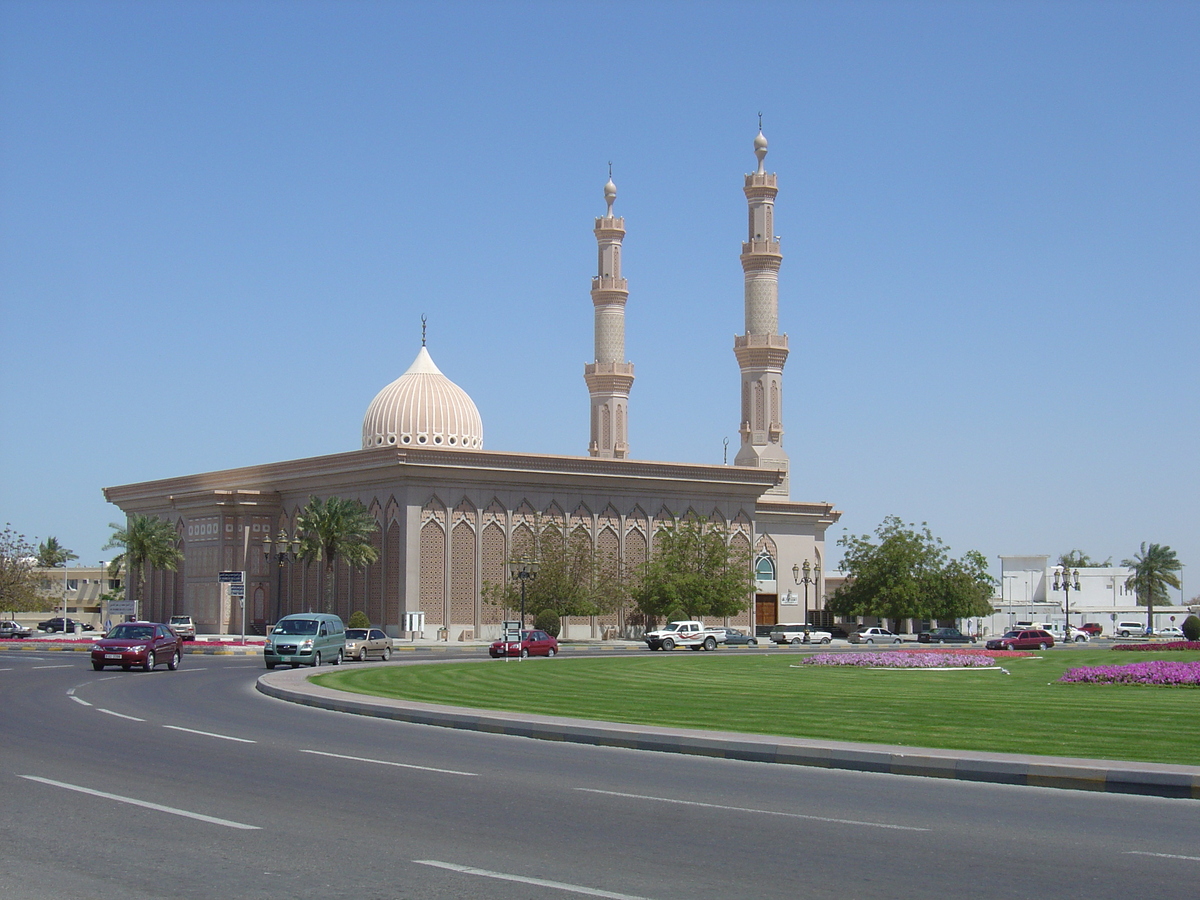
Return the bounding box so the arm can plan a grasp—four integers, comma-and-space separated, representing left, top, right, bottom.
643, 620, 726, 651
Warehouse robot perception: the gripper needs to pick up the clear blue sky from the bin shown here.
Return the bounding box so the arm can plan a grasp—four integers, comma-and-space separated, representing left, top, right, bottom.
2, 1, 1196, 600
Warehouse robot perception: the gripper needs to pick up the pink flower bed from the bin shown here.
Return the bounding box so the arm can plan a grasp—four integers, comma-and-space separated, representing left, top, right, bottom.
899, 647, 1033, 659
1058, 660, 1200, 686
803, 652, 1000, 668
1112, 641, 1200, 652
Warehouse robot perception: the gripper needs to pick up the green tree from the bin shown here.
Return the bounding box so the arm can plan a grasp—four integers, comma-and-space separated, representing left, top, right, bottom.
0, 525, 41, 615
1122, 542, 1182, 632
36, 536, 78, 568
631, 519, 755, 621
1057, 549, 1111, 568
829, 517, 995, 623
483, 527, 625, 620
296, 496, 380, 614
103, 515, 183, 619
347, 610, 371, 629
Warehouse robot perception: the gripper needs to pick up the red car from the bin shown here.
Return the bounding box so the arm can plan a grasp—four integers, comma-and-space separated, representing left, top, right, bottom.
985, 629, 1056, 651
1079, 623, 1103, 636
489, 629, 559, 658
91, 621, 183, 671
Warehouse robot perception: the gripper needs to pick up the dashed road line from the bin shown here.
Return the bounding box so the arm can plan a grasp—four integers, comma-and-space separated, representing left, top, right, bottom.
414, 860, 654, 899
19, 776, 260, 830
96, 708, 145, 722
1127, 851, 1200, 862
299, 748, 478, 776
163, 725, 255, 743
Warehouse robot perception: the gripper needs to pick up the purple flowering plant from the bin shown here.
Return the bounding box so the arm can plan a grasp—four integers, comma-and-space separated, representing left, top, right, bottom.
1058, 660, 1200, 686
803, 652, 1000, 668
1112, 641, 1200, 652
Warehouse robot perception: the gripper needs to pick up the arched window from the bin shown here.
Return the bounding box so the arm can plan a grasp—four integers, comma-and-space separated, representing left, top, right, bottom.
755, 552, 776, 582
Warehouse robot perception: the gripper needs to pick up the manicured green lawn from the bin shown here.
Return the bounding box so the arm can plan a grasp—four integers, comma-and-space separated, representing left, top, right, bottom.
312, 649, 1200, 765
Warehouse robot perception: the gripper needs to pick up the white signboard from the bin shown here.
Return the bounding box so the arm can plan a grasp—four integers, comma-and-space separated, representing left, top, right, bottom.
779, 592, 799, 606
108, 599, 135, 615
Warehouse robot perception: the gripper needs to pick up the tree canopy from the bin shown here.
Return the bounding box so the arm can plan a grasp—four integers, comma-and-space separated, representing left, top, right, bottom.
1057, 549, 1112, 568
1122, 542, 1181, 628
36, 536, 78, 568
296, 495, 381, 613
103, 514, 183, 617
631, 519, 755, 621
1, 524, 42, 614
828, 517, 995, 622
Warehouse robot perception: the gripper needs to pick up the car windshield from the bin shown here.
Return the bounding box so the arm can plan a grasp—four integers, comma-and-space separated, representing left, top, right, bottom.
109, 624, 153, 640
346, 629, 368, 639
1001, 631, 1021, 638
273, 619, 319, 635
170, 617, 188, 624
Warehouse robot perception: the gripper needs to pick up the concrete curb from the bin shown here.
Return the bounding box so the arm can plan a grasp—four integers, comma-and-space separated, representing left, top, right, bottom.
256, 665, 1200, 801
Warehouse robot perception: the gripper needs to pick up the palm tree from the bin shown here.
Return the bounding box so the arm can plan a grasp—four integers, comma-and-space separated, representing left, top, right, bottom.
1122, 542, 1182, 632
36, 536, 78, 568
104, 515, 183, 620
296, 496, 380, 614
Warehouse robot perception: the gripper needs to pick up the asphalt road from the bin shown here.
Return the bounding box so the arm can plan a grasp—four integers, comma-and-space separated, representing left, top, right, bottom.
1, 650, 1197, 900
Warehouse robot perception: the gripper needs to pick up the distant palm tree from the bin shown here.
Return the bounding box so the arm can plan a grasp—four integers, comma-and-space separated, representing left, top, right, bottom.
104, 515, 183, 620
296, 496, 380, 614
36, 536, 78, 568
1121, 542, 1182, 632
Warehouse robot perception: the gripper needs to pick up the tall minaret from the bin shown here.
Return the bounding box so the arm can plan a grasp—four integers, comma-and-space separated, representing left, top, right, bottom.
585, 170, 634, 458
734, 125, 790, 495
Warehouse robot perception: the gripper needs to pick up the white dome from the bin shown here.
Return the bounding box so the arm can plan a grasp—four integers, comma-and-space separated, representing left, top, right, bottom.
361, 346, 484, 450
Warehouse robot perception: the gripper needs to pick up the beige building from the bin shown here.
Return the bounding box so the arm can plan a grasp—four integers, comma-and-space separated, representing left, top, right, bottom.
104, 129, 841, 639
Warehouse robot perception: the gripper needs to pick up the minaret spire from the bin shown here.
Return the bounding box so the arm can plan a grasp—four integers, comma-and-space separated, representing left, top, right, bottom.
734, 125, 790, 494
584, 169, 634, 458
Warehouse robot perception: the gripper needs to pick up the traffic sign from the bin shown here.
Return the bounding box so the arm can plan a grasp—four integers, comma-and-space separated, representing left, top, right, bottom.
218, 571, 244, 583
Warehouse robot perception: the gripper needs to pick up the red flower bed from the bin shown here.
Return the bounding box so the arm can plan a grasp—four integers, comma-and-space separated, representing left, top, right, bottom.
1112, 641, 1200, 652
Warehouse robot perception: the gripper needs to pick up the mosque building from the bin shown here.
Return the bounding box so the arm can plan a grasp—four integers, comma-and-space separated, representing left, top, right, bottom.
104, 129, 841, 639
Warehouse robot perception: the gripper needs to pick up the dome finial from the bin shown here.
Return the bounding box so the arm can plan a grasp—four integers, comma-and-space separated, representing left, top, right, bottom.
604, 161, 617, 217
754, 112, 768, 174
421, 314, 427, 347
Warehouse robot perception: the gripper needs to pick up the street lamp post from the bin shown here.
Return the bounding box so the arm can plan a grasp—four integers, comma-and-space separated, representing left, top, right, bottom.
507, 558, 540, 628
1053, 566, 1080, 643
793, 560, 820, 641
263, 530, 301, 625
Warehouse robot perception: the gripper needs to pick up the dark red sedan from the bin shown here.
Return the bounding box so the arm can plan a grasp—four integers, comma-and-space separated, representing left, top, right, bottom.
985, 629, 1056, 651
91, 622, 183, 671
489, 629, 559, 658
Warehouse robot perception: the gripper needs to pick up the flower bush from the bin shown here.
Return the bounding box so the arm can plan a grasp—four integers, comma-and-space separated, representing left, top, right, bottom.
803, 652, 1000, 668
1058, 660, 1200, 686
1112, 641, 1200, 652
899, 647, 1033, 659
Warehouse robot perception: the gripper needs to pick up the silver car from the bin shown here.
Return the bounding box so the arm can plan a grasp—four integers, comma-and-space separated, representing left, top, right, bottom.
344, 627, 393, 661
848, 627, 902, 644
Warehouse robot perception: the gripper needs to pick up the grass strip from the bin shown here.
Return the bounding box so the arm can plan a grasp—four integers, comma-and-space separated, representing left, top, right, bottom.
312, 649, 1200, 766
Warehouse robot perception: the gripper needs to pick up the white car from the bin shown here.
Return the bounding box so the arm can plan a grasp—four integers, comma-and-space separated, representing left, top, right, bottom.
1155, 627, 1184, 640
848, 627, 902, 645
770, 624, 832, 645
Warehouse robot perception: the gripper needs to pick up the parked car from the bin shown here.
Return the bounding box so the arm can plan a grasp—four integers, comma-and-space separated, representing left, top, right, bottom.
1154, 627, 1184, 640
1115, 621, 1148, 638
91, 622, 182, 671
263, 613, 347, 669
917, 627, 974, 644
985, 629, 1056, 651
168, 615, 197, 640
848, 627, 902, 644
345, 627, 393, 661
489, 629, 559, 658
1079, 622, 1103, 636
1, 620, 32, 639
719, 627, 758, 646
37, 617, 91, 633
769, 624, 832, 645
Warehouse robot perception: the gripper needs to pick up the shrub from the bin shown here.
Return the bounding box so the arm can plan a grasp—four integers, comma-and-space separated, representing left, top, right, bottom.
1183, 615, 1200, 642
664, 608, 687, 623
347, 610, 370, 629
534, 609, 560, 637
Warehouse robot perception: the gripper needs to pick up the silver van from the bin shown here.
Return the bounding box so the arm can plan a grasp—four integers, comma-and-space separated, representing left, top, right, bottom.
264, 613, 346, 669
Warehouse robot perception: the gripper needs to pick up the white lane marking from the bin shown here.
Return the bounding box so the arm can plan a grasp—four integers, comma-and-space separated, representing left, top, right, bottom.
163, 725, 255, 743
1127, 851, 1200, 862
576, 788, 929, 832
33, 665, 73, 669
96, 708, 145, 722
299, 749, 478, 776
414, 860, 654, 899
69, 695, 93, 707
19, 776, 260, 830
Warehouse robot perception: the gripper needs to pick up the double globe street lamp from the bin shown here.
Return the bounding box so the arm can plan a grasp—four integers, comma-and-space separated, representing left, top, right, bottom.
263, 530, 301, 624
1053, 566, 1081, 642
792, 559, 820, 639
508, 557, 540, 628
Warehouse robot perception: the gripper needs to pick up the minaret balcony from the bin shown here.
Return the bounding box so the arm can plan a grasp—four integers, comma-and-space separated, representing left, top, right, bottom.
591, 276, 628, 292
743, 172, 778, 189
741, 239, 781, 257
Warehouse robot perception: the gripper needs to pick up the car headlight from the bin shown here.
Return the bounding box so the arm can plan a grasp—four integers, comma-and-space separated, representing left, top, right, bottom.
90, 643, 102, 651
130, 645, 146, 653
300, 639, 313, 650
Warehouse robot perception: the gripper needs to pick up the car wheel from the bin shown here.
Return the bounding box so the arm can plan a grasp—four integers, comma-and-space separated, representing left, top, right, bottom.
547, 648, 557, 657
312, 651, 322, 667
333, 649, 343, 665
820, 637, 831, 644
92, 662, 103, 671
143, 652, 155, 672
358, 648, 367, 661
865, 638, 874, 644
381, 647, 391, 661
520, 648, 529, 659
703, 637, 717, 651
1038, 643, 1048, 650
937, 639, 945, 645
167, 650, 180, 671
748, 638, 757, 646
790, 637, 802, 645
661, 638, 675, 651
893, 638, 901, 644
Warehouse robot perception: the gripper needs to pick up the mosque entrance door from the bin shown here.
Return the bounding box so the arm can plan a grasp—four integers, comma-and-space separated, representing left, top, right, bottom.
754, 593, 777, 636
